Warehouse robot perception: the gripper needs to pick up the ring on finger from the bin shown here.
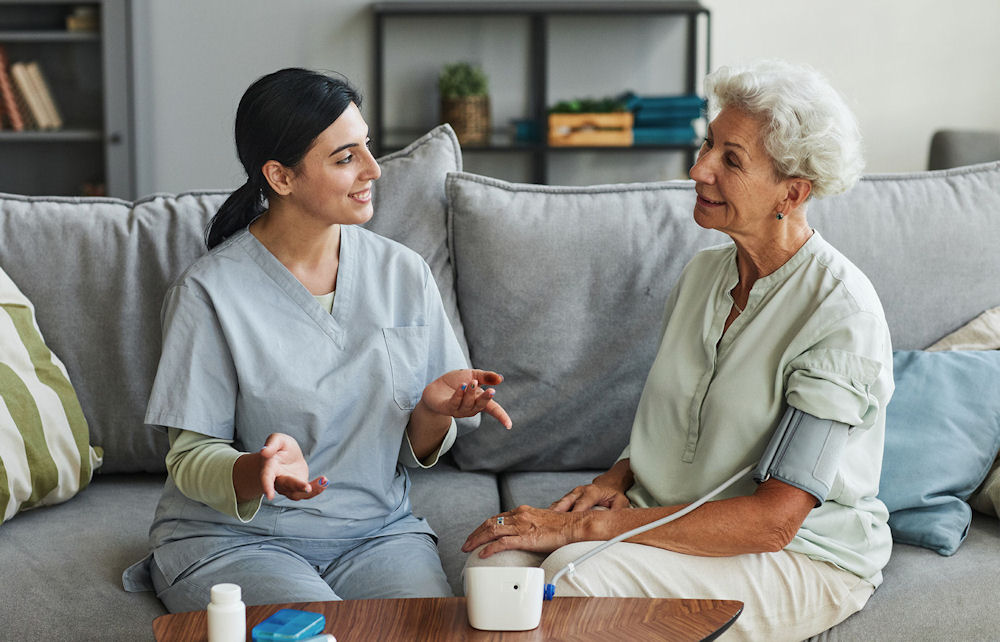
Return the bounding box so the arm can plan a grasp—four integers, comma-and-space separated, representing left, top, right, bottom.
496, 516, 504, 526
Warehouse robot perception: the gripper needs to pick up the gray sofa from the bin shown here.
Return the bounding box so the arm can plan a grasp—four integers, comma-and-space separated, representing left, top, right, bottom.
1, 124, 998, 641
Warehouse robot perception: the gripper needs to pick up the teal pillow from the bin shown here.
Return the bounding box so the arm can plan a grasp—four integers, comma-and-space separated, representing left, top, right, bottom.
878, 350, 1000, 555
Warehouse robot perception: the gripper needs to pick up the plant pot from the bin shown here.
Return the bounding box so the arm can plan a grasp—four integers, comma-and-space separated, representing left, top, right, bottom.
441, 95, 490, 145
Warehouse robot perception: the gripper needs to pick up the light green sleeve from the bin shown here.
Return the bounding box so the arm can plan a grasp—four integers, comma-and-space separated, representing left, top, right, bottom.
165, 428, 263, 522
398, 419, 457, 468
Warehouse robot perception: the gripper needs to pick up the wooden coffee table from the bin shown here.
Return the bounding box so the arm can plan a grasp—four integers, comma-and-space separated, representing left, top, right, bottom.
153, 596, 742, 641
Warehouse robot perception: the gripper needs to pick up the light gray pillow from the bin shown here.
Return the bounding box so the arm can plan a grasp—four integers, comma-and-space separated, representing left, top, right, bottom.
365, 124, 468, 360
446, 172, 722, 472
0, 191, 224, 473
810, 161, 1000, 350
0, 125, 466, 473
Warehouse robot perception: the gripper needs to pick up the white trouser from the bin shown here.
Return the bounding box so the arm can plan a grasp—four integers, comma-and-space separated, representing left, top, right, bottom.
465, 543, 874, 642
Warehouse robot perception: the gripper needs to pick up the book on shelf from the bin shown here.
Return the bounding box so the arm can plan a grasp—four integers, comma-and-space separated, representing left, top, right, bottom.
26, 62, 63, 129
9, 62, 47, 129
0, 45, 26, 131
9, 60, 62, 131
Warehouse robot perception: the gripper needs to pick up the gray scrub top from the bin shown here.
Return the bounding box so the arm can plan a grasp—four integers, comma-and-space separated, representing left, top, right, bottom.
137, 225, 468, 586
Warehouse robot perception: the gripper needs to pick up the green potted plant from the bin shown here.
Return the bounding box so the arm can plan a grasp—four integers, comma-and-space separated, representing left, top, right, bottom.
438, 62, 490, 145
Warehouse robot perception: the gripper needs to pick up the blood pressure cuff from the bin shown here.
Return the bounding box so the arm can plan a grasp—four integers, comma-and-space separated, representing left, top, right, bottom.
752, 406, 850, 506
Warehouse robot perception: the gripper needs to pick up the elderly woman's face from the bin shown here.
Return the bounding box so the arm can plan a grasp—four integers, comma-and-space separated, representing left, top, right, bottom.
689, 107, 789, 236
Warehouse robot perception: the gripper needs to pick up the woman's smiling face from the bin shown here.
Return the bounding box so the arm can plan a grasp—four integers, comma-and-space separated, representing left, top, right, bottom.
689, 107, 789, 237
283, 102, 382, 227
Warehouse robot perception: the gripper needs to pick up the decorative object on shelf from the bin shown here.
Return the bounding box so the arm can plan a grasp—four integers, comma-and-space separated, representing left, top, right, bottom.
66, 6, 99, 33
511, 118, 540, 143
548, 96, 632, 147
438, 62, 490, 145
623, 92, 705, 145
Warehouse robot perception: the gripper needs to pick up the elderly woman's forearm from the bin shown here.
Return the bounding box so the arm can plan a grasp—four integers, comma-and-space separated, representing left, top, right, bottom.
585, 492, 809, 556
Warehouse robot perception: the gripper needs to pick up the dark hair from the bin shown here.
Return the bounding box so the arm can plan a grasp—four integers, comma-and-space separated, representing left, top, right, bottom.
205, 68, 362, 249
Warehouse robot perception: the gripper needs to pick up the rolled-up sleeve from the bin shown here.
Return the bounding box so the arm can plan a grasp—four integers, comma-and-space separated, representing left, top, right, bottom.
784, 311, 887, 430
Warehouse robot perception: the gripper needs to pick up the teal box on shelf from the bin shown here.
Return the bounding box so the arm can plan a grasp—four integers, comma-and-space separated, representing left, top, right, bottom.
251, 609, 326, 641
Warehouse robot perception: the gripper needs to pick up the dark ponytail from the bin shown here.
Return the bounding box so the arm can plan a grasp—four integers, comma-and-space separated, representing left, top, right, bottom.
205, 68, 362, 249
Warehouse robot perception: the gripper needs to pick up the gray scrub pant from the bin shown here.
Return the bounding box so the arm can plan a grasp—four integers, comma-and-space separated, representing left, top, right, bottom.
151, 532, 451, 613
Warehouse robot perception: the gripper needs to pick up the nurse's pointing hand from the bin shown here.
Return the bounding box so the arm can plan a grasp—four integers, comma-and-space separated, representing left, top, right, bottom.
422, 369, 512, 429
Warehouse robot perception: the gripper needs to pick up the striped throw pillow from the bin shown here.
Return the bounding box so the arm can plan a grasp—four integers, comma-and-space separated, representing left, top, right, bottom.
1, 267, 102, 524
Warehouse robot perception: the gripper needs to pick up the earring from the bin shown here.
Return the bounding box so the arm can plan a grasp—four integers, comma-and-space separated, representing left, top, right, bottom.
775, 212, 784, 220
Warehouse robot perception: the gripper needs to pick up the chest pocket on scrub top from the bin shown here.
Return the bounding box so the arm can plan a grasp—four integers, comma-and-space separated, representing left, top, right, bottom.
382, 326, 430, 410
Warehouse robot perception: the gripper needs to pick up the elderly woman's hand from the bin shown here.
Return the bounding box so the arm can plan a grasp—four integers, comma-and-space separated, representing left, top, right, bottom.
462, 506, 590, 558
549, 482, 630, 512
550, 458, 634, 512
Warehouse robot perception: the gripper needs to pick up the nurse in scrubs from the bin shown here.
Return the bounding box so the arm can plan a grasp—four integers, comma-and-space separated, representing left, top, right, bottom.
123, 68, 511, 613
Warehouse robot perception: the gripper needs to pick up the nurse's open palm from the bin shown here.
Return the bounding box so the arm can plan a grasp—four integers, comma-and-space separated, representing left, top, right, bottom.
258, 433, 328, 501
421, 369, 512, 429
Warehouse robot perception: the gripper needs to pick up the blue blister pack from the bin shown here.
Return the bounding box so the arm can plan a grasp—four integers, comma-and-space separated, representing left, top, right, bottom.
251, 608, 325, 641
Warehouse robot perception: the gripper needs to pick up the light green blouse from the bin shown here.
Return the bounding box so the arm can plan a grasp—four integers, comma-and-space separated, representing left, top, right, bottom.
621, 231, 894, 586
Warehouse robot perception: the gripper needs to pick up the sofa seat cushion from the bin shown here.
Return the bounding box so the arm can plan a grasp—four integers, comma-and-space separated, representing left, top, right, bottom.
446, 173, 721, 472
808, 513, 1000, 641
407, 459, 500, 595
0, 473, 167, 640
498, 470, 603, 513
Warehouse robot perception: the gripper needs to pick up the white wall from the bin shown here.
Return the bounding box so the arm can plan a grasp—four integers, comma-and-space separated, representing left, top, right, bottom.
701, 0, 1000, 177
132, 0, 1000, 195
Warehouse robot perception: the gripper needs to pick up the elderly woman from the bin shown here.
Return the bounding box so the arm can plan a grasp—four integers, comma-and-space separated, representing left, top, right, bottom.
462, 60, 894, 641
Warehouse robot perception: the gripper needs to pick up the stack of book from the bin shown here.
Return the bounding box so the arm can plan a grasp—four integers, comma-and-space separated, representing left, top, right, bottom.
0, 45, 64, 132
622, 93, 704, 146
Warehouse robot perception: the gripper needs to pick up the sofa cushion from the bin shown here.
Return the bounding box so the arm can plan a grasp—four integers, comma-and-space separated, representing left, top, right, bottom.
407, 459, 500, 595
0, 191, 223, 473
927, 306, 1000, 518
806, 514, 1000, 641
0, 473, 168, 640
446, 172, 721, 471
927, 305, 1000, 352
365, 124, 469, 360
878, 350, 1000, 555
810, 161, 1000, 351
1, 266, 103, 523
0, 126, 467, 473
498, 470, 601, 513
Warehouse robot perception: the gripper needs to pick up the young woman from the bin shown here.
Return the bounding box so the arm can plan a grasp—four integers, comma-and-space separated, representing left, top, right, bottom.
123, 68, 510, 612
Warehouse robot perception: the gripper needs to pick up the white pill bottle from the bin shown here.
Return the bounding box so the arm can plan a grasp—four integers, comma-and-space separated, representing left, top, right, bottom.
207, 583, 246, 642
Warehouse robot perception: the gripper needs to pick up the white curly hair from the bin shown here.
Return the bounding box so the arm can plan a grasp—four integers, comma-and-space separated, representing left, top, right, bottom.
704, 60, 865, 199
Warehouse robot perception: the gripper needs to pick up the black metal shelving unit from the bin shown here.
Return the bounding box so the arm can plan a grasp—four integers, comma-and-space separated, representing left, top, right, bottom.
0, 0, 133, 198
372, 1, 710, 184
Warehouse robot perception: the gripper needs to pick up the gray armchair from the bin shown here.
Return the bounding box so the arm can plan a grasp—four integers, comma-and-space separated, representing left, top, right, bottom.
928, 129, 1000, 170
